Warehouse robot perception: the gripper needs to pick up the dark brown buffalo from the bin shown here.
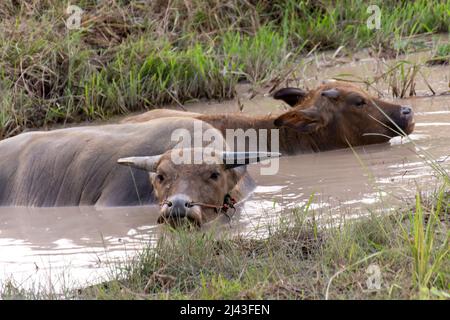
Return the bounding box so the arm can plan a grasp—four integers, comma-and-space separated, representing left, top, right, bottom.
123, 81, 415, 154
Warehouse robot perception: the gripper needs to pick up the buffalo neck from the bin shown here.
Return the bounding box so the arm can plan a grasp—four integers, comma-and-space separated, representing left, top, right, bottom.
196, 113, 331, 155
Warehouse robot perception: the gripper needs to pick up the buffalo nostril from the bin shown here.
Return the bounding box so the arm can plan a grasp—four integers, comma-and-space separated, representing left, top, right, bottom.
170, 207, 186, 218
167, 197, 190, 218
401, 106, 412, 115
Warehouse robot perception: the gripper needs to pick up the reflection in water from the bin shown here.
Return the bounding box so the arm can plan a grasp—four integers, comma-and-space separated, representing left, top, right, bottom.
0, 206, 161, 291
1, 57, 449, 292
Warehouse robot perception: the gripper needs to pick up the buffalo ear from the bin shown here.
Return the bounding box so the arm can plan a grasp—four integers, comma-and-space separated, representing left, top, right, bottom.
273, 87, 308, 107
225, 166, 247, 191
274, 107, 326, 133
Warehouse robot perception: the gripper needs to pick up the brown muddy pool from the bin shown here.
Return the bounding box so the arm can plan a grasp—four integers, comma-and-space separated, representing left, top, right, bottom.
1, 53, 449, 292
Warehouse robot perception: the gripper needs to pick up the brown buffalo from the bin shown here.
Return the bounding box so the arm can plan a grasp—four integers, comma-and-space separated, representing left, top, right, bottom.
0, 117, 275, 226
119, 149, 277, 226
123, 81, 415, 154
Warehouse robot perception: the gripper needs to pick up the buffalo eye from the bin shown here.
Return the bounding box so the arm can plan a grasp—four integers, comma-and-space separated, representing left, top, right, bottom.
349, 95, 365, 108
156, 174, 165, 183
210, 171, 220, 181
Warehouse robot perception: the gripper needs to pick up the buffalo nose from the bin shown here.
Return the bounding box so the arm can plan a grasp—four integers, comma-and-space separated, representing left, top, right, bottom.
401, 106, 412, 116
166, 197, 191, 218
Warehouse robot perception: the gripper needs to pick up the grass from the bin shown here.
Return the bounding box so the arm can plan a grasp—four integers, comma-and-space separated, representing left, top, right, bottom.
428, 43, 450, 65
333, 52, 448, 99
3, 184, 447, 300
0, 0, 449, 138
406, 191, 449, 298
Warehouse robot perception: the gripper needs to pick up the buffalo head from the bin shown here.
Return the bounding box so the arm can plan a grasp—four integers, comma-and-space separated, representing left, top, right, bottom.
118, 149, 279, 227
273, 81, 415, 147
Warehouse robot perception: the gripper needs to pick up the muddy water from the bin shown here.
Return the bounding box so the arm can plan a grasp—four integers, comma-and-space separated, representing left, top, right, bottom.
1, 52, 449, 292
0, 206, 162, 292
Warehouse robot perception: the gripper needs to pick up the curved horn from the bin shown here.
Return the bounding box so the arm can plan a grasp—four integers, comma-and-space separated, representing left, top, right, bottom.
222, 151, 281, 169
117, 155, 162, 172
321, 88, 340, 98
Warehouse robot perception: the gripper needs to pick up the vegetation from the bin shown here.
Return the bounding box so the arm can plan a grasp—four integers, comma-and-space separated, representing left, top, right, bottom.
2, 184, 448, 300
0, 0, 449, 138
81, 186, 450, 300
428, 42, 450, 65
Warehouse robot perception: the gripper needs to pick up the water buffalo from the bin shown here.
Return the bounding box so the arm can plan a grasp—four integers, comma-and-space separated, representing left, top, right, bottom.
122, 81, 415, 154
0, 117, 275, 226
118, 149, 277, 226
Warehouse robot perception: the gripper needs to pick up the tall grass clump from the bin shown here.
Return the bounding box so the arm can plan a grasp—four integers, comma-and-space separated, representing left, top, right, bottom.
274, 0, 449, 51
428, 42, 450, 65
402, 189, 449, 299
221, 26, 299, 84
82, 39, 242, 116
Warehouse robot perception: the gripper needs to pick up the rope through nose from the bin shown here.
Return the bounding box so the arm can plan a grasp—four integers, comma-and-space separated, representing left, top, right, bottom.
161, 200, 172, 207
159, 194, 237, 220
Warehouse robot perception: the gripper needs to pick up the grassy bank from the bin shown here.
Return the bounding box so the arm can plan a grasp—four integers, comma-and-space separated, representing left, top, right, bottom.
80, 188, 449, 300
0, 0, 449, 138
3, 184, 447, 300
